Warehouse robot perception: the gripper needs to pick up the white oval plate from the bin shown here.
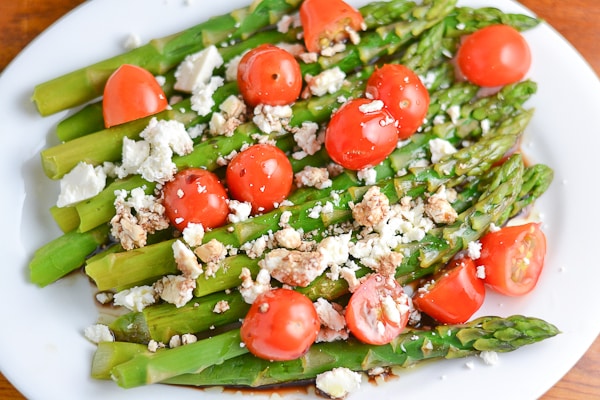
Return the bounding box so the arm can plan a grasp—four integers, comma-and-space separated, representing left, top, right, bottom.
1, 1, 599, 399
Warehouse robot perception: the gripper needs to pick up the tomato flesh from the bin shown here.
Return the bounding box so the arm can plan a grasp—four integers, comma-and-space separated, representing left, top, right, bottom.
102, 64, 168, 128
413, 257, 485, 324
162, 168, 229, 231
237, 44, 302, 107
457, 24, 531, 87
345, 274, 409, 345
325, 98, 398, 171
366, 64, 430, 139
241, 288, 320, 361
226, 144, 293, 214
478, 222, 547, 296
300, 0, 365, 53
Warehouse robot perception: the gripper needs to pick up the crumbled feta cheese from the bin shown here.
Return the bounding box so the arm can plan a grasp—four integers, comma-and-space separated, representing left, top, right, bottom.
274, 227, 302, 249
292, 121, 323, 156
172, 240, 203, 279
352, 186, 390, 228
84, 324, 114, 344
425, 189, 458, 225
182, 333, 197, 345
315, 368, 362, 399
123, 33, 142, 50
479, 350, 499, 365
429, 138, 457, 164
194, 239, 227, 264
116, 138, 151, 179
253, 104, 293, 134
57, 162, 107, 207
140, 117, 194, 157
182, 223, 205, 247
476, 265, 486, 279
213, 300, 230, 314
314, 298, 348, 343
295, 166, 332, 189
228, 200, 252, 223
239, 268, 272, 304
259, 248, 327, 287
447, 104, 461, 124
357, 167, 377, 185
224, 54, 243, 82
174, 45, 224, 93
358, 99, 384, 113
318, 234, 351, 267
191, 76, 225, 116
113, 285, 156, 312
307, 67, 346, 97
468, 240, 482, 260
153, 275, 196, 308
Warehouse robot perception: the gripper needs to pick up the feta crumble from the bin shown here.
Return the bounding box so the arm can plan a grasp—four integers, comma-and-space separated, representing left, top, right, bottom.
315, 368, 362, 399
174, 45, 224, 93
57, 162, 107, 207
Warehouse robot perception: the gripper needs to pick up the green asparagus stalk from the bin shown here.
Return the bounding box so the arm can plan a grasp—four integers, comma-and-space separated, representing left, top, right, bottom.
161, 315, 558, 388
111, 329, 248, 388
31, 0, 302, 116
29, 224, 110, 287
92, 315, 559, 386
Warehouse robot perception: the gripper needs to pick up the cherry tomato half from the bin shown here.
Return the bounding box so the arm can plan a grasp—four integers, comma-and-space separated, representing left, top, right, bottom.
413, 257, 485, 324
226, 144, 293, 214
325, 98, 398, 171
366, 64, 430, 139
345, 274, 409, 345
241, 288, 320, 361
457, 24, 531, 87
102, 64, 168, 128
162, 168, 229, 231
478, 222, 547, 296
300, 0, 365, 53
237, 44, 302, 107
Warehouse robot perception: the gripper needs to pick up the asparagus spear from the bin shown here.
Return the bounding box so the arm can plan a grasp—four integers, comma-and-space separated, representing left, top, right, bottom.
163, 315, 559, 388
31, 0, 303, 116
92, 315, 559, 386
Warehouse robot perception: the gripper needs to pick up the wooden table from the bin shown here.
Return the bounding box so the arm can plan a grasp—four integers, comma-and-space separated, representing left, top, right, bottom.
0, 0, 598, 398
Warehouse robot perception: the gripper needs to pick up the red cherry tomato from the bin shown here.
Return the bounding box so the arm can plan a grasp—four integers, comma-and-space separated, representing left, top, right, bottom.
241, 288, 320, 361
457, 24, 531, 87
102, 64, 168, 128
325, 98, 398, 171
237, 44, 302, 107
226, 144, 293, 214
300, 0, 365, 53
345, 274, 409, 345
413, 257, 485, 324
366, 64, 430, 139
162, 168, 229, 231
478, 222, 546, 296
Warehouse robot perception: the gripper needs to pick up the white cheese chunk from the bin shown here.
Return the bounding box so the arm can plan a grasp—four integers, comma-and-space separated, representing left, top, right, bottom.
429, 138, 457, 164
84, 324, 114, 344
113, 285, 156, 312
174, 45, 224, 93
308, 67, 346, 97
315, 368, 362, 399
57, 162, 107, 207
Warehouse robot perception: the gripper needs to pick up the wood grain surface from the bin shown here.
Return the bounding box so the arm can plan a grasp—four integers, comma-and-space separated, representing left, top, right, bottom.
1, 0, 598, 398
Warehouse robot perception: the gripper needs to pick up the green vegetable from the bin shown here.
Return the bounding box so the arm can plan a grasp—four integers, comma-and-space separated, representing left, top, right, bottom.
90, 315, 559, 387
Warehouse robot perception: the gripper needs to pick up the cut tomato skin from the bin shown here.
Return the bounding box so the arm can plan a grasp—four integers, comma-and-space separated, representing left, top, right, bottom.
162, 168, 229, 231
478, 222, 547, 296
226, 144, 293, 214
324, 98, 398, 171
102, 64, 168, 128
299, 0, 365, 53
413, 257, 485, 324
345, 274, 409, 345
241, 289, 320, 361
456, 24, 531, 87
237, 44, 302, 107
365, 64, 430, 139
